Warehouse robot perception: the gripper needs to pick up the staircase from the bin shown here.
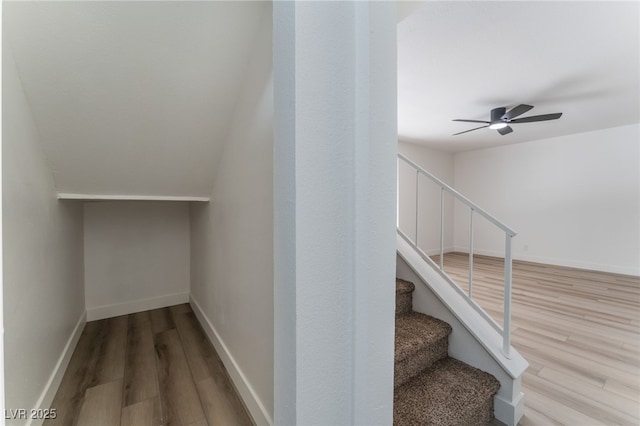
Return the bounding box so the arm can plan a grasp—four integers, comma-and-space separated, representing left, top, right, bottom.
394, 278, 501, 426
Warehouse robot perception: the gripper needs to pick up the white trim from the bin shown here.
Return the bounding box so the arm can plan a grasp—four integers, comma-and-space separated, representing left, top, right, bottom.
27, 311, 87, 426
86, 292, 189, 321
494, 392, 525, 426
190, 295, 272, 426
514, 253, 639, 277
452, 246, 640, 277
57, 193, 210, 202
417, 246, 456, 257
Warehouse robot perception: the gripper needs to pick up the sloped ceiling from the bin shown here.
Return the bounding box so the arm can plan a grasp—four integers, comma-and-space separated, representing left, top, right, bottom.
4, 1, 266, 197
398, 1, 640, 152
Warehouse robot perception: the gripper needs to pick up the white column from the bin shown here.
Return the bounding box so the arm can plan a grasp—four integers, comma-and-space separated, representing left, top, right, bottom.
274, 2, 397, 425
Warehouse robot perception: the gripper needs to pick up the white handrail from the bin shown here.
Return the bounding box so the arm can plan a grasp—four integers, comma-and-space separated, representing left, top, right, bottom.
398, 153, 517, 359
398, 153, 517, 237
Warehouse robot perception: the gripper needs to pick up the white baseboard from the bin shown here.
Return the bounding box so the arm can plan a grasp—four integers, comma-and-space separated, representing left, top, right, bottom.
414, 246, 456, 257
27, 311, 87, 426
86, 292, 189, 321
514, 253, 639, 276
190, 295, 272, 426
452, 246, 639, 276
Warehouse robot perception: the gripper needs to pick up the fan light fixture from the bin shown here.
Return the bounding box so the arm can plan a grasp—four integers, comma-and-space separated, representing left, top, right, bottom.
489, 122, 508, 130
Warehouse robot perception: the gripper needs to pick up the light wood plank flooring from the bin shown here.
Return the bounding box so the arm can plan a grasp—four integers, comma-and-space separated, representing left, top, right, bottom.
432, 252, 640, 426
45, 304, 253, 426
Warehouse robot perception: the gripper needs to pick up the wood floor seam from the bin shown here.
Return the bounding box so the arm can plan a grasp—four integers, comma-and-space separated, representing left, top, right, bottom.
45, 304, 253, 426
171, 307, 211, 426
436, 252, 639, 426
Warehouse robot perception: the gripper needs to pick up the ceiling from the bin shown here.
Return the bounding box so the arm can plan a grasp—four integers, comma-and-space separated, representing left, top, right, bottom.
4, 1, 266, 197
4, 1, 637, 196
398, 1, 640, 153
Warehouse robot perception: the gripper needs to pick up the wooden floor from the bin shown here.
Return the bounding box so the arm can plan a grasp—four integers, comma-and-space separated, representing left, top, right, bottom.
433, 252, 640, 426
45, 304, 253, 426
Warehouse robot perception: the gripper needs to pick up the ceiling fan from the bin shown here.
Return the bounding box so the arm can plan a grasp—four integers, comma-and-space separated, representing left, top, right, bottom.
452, 104, 562, 136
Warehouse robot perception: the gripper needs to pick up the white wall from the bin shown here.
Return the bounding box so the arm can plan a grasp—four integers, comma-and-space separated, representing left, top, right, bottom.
189, 5, 273, 424
84, 201, 190, 320
398, 141, 455, 254
3, 45, 85, 423
453, 124, 640, 275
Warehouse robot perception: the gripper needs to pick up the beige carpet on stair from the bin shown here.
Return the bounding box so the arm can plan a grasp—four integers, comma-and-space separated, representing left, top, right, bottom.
393, 278, 500, 425
394, 357, 500, 426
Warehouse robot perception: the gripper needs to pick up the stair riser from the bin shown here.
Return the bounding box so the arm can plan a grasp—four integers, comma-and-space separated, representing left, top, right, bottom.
451, 402, 495, 426
393, 399, 495, 426
394, 337, 448, 388
396, 292, 413, 316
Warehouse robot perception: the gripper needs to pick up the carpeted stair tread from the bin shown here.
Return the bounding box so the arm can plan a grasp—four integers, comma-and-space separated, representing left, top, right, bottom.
393, 357, 501, 426
395, 312, 452, 363
396, 279, 415, 295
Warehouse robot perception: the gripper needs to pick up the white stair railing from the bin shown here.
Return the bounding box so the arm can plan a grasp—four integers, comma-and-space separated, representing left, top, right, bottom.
397, 153, 517, 358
